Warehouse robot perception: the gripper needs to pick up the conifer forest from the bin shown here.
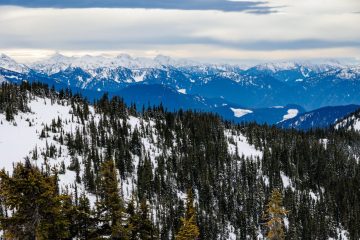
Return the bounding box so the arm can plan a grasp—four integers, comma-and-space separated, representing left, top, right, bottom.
1, 82, 360, 240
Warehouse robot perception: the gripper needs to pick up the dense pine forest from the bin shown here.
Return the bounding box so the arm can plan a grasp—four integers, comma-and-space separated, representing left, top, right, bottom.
0, 82, 360, 239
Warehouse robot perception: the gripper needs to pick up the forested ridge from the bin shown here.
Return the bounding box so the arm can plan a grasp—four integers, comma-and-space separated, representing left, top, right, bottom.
0, 82, 360, 239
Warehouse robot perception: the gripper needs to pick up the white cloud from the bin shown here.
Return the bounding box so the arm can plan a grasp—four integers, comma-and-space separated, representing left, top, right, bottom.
0, 1, 359, 63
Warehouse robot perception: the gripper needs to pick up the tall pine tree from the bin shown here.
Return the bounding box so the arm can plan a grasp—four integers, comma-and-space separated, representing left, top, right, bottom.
95, 159, 129, 239
265, 189, 288, 240
176, 189, 200, 240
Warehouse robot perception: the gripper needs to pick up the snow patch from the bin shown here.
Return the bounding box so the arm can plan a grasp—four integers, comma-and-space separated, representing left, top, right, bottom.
225, 130, 262, 159
280, 172, 294, 191
230, 108, 253, 118
177, 89, 187, 94
309, 191, 319, 201
282, 109, 299, 121
329, 227, 349, 240
283, 217, 289, 229
263, 175, 270, 186
133, 70, 146, 82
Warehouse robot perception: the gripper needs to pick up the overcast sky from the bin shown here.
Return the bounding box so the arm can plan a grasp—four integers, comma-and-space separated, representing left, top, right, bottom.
0, 0, 359, 64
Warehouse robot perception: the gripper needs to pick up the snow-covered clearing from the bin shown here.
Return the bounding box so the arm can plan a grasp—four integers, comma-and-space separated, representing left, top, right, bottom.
0, 96, 98, 204
225, 130, 262, 159
0, 97, 75, 172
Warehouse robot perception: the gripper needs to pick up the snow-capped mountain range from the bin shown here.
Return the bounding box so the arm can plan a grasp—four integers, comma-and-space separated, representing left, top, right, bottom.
29, 53, 203, 74
1, 52, 360, 128
5, 52, 359, 83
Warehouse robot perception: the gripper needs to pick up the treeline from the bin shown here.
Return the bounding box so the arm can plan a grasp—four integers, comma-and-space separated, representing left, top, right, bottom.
0, 81, 83, 121
1, 82, 360, 239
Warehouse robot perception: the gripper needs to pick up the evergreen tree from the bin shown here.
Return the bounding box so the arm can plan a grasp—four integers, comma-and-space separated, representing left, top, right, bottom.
0, 160, 71, 239
265, 189, 288, 240
124, 197, 157, 240
176, 189, 200, 240
75, 193, 96, 239
95, 159, 129, 239
137, 199, 157, 240
126, 197, 138, 239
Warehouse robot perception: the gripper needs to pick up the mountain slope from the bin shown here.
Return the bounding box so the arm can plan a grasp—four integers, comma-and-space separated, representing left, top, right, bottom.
0, 53, 29, 73
115, 84, 304, 125
278, 104, 360, 130
335, 108, 360, 131
1, 82, 359, 239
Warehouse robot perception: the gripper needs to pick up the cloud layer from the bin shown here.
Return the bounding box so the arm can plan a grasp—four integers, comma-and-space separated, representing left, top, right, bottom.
0, 0, 359, 63
0, 0, 274, 13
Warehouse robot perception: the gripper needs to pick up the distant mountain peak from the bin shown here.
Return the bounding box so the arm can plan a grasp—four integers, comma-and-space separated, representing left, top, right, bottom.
50, 52, 67, 58
116, 53, 133, 60
0, 53, 12, 60
0, 53, 29, 73
252, 60, 348, 74
154, 54, 172, 63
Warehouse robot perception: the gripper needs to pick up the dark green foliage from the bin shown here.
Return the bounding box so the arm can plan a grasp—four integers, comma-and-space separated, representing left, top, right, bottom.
126, 198, 158, 240
0, 160, 71, 239
95, 160, 130, 239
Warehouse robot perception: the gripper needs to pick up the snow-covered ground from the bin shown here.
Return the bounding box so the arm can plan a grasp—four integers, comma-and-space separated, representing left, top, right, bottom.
335, 114, 360, 131
225, 130, 262, 159
0, 97, 75, 172
329, 227, 349, 240
0, 96, 98, 204
280, 171, 295, 191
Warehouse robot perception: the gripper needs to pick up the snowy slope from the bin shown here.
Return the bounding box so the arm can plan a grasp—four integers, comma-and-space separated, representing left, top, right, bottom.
0, 94, 263, 204
279, 105, 360, 130
0, 88, 354, 239
335, 108, 360, 131
0, 96, 98, 202
0, 97, 74, 171
225, 130, 262, 159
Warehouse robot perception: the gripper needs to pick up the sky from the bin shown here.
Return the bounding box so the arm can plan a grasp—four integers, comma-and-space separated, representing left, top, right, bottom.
0, 0, 359, 64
